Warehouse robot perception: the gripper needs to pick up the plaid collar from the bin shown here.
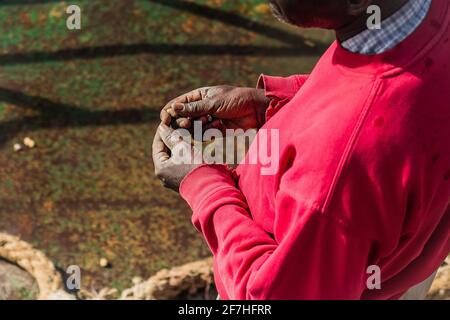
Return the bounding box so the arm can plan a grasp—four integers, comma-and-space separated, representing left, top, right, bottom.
341, 0, 432, 55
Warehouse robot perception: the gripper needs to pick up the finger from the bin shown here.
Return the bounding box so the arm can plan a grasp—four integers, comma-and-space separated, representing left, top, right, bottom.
166, 105, 178, 118
172, 100, 213, 118
160, 109, 171, 125
160, 90, 201, 124
161, 87, 210, 124
188, 115, 208, 126
152, 131, 170, 165
185, 88, 205, 103
158, 123, 183, 150
176, 117, 191, 128
162, 87, 209, 113
168, 117, 192, 130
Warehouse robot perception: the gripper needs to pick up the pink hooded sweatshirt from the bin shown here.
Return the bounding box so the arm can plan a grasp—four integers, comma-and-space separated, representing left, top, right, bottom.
180, 0, 450, 299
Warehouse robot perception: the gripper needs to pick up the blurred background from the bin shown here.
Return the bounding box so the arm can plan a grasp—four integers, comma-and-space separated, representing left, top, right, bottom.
0, 0, 447, 300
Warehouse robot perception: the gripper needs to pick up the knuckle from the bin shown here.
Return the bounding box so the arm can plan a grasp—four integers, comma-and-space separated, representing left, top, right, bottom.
190, 101, 202, 112
211, 98, 222, 110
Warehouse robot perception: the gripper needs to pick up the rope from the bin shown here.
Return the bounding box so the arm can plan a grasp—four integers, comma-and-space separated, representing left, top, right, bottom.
120, 258, 213, 300
1, 231, 446, 300
0, 231, 213, 300
0, 232, 72, 300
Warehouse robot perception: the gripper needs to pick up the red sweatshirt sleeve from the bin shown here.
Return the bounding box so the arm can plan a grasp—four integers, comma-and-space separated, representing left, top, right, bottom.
180, 164, 372, 300
257, 74, 309, 122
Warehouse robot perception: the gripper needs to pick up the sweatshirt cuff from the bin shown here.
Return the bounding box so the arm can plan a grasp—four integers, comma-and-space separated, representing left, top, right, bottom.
257, 74, 308, 100
257, 74, 308, 122
179, 164, 236, 211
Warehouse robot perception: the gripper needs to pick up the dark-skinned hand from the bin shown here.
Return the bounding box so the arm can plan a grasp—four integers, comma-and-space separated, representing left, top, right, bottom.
152, 123, 203, 192
160, 86, 271, 132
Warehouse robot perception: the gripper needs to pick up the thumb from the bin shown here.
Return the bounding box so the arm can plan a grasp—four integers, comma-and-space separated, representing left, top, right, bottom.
173, 99, 214, 118
158, 123, 182, 150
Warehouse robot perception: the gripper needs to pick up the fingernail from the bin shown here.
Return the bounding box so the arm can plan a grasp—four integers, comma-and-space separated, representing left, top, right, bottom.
173, 103, 184, 112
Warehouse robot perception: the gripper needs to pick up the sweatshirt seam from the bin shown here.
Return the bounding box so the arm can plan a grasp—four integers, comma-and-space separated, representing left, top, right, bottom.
321, 78, 383, 214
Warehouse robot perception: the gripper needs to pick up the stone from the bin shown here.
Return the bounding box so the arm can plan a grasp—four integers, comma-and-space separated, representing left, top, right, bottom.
23, 137, 36, 148
99, 258, 109, 268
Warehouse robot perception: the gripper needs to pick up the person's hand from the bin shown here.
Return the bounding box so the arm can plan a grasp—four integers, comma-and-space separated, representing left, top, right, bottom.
160, 86, 271, 131
152, 123, 202, 192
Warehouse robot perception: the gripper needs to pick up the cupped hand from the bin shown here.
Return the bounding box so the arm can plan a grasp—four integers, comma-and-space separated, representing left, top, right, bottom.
160, 86, 270, 132
152, 123, 203, 192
